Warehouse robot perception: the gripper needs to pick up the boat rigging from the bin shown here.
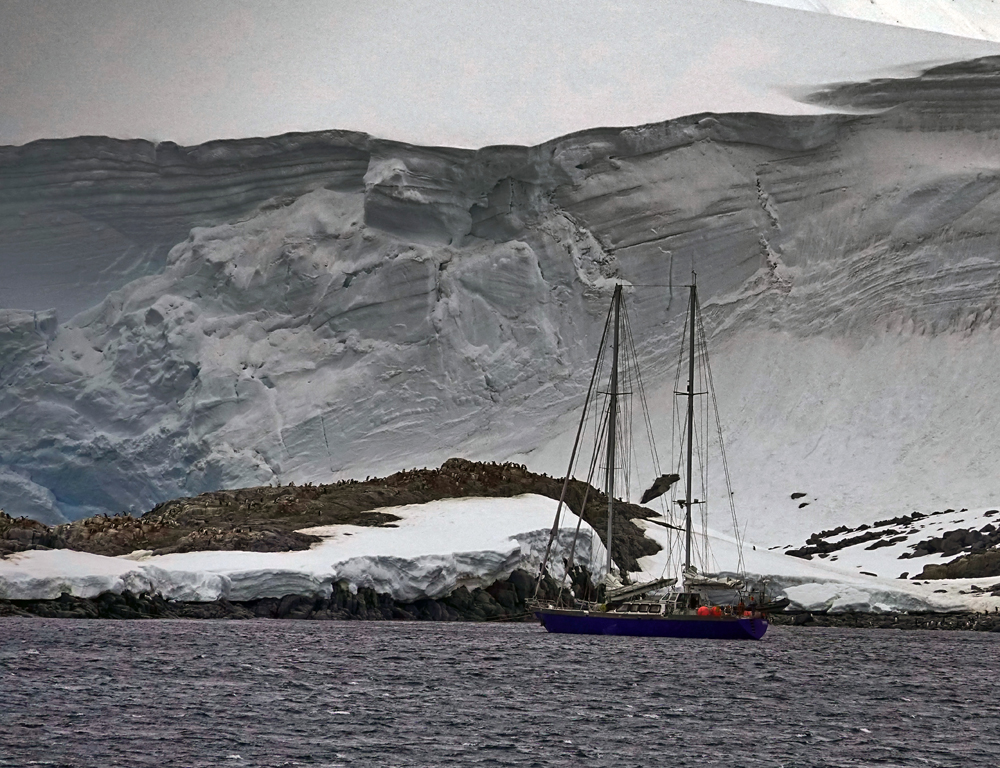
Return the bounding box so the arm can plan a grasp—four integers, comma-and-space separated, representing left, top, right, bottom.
531, 274, 782, 640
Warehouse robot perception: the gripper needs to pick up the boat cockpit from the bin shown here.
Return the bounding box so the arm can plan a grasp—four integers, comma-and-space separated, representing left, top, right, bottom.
611, 592, 703, 615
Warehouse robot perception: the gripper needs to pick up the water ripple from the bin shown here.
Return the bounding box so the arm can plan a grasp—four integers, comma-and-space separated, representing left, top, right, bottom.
1, 620, 999, 767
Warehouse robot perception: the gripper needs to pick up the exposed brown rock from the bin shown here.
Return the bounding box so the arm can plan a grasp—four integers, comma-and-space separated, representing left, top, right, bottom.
915, 549, 1000, 580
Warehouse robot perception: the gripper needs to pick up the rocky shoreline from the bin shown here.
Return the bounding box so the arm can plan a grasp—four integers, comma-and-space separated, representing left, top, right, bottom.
0, 568, 564, 623
769, 610, 1000, 632
4, 580, 1000, 632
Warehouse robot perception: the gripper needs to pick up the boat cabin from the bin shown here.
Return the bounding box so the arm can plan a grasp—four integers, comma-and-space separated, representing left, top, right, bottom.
611, 593, 703, 615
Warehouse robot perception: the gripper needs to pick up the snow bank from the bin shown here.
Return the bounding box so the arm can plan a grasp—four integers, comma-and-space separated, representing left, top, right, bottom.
2, 493, 995, 615
0, 495, 606, 603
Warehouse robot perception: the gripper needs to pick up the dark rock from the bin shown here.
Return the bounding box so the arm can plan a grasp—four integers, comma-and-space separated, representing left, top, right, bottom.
0, 565, 592, 624
903, 525, 1000, 561
252, 597, 280, 618
391, 604, 420, 620
787, 528, 893, 559
276, 594, 314, 619
487, 581, 518, 610
506, 569, 534, 602
915, 549, 1000, 580
443, 586, 475, 616
865, 535, 907, 550
414, 598, 448, 621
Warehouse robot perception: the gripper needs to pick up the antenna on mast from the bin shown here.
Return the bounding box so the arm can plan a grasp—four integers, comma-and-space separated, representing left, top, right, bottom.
684, 272, 697, 571
605, 284, 622, 577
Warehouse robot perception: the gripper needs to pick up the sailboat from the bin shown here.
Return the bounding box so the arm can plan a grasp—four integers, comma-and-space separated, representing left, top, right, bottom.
532, 276, 777, 640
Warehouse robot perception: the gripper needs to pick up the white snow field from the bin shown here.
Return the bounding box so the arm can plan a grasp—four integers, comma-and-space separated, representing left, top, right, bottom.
2, 1, 998, 152
0, 495, 605, 603
746, 0, 1000, 43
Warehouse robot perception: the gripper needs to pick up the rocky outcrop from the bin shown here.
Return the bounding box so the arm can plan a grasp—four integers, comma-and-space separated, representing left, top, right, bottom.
1, 459, 660, 573
785, 511, 949, 560
915, 550, 1000, 580
770, 609, 1000, 632
901, 521, 1000, 560
0, 512, 57, 556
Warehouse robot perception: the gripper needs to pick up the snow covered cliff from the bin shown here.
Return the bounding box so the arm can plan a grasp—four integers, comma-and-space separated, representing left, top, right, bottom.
2, 58, 1000, 552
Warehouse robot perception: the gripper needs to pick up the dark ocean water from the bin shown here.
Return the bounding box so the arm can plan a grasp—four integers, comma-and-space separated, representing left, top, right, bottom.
1, 619, 999, 768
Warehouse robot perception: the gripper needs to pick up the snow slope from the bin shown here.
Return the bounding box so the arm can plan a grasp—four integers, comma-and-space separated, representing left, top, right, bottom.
2, 1, 998, 150
0, 495, 605, 603
636, 510, 1000, 614
746, 0, 1000, 42
1, 58, 1000, 562
3, 492, 995, 614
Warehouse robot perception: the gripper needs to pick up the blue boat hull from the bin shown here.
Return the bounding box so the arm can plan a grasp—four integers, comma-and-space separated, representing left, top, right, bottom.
536, 609, 767, 640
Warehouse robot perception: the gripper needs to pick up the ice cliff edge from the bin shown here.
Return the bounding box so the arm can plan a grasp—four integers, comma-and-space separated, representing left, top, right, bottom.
2, 58, 1000, 538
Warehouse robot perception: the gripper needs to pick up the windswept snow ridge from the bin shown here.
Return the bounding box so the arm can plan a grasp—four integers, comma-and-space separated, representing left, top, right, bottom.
0, 495, 606, 603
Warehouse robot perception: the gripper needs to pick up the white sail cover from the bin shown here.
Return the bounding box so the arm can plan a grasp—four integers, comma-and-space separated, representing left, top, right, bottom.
683, 566, 744, 591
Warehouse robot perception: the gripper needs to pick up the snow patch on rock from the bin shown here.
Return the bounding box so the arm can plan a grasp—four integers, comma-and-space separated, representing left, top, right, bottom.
635, 513, 1000, 614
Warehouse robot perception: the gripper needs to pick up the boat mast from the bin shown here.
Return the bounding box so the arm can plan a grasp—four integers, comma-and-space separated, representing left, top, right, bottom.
606, 284, 622, 577
684, 274, 697, 572
531, 297, 615, 599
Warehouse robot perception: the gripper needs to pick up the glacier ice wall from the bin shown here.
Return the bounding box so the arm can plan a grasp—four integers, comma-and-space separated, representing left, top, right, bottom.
0, 133, 372, 316
2, 58, 1000, 537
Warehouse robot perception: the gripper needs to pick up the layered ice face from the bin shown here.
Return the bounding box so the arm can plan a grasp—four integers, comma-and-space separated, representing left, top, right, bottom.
1, 60, 1000, 551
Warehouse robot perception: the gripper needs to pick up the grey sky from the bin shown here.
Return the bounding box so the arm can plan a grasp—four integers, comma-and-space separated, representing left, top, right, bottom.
1, 0, 998, 149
